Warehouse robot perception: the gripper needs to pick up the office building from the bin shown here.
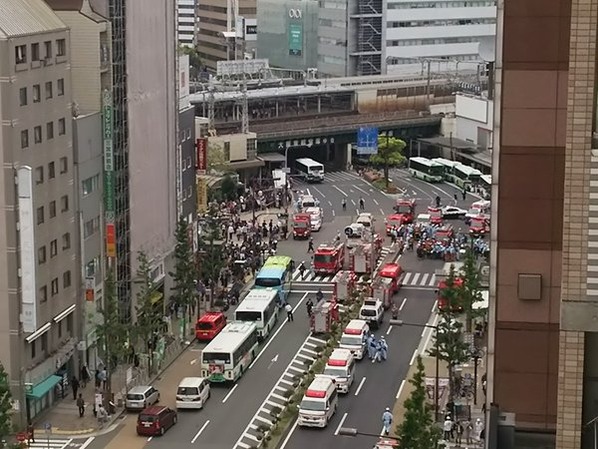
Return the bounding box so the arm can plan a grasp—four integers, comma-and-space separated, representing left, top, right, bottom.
0, 0, 78, 425
489, 0, 598, 448
177, 0, 196, 47
196, 0, 257, 71
178, 54, 197, 223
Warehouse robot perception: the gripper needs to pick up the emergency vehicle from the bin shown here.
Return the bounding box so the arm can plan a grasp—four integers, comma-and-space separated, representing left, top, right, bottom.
339, 319, 369, 360
305, 206, 323, 231
427, 206, 444, 225
313, 241, 345, 274
332, 270, 357, 303
378, 263, 403, 294
359, 298, 384, 329
292, 213, 311, 239
320, 349, 355, 393
348, 241, 379, 274
385, 214, 406, 235
393, 198, 416, 223
469, 216, 490, 236
297, 377, 338, 428
375, 438, 399, 449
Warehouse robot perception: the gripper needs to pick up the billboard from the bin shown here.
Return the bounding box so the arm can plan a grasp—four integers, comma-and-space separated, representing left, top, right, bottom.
196, 138, 207, 174
102, 90, 116, 260
357, 127, 379, 155
289, 23, 303, 56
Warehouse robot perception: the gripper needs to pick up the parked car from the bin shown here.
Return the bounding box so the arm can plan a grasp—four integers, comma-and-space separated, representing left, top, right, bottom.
126, 385, 160, 411
136, 406, 177, 436
441, 205, 467, 219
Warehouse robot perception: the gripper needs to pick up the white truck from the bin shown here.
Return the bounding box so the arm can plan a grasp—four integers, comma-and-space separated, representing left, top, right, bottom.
359, 298, 384, 329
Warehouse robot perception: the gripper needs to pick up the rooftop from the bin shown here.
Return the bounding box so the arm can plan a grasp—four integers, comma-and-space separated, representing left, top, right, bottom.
0, 0, 68, 38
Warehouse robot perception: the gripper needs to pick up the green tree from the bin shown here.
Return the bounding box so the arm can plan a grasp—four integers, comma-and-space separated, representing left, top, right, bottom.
134, 251, 163, 373
457, 249, 484, 332
220, 175, 238, 201
438, 264, 462, 313
198, 204, 226, 302
0, 363, 13, 447
207, 142, 228, 173
170, 217, 197, 338
396, 356, 441, 449
178, 45, 202, 80
370, 136, 407, 188
96, 267, 128, 398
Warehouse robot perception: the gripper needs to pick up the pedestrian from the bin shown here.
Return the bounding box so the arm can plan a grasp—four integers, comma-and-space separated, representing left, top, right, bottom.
27, 421, 35, 444
456, 421, 464, 445
474, 418, 484, 443
359, 197, 365, 210
285, 303, 294, 322
378, 336, 388, 361
77, 393, 85, 418
463, 419, 473, 444
306, 298, 314, 317
382, 407, 393, 436
298, 261, 306, 279
80, 365, 90, 389
341, 198, 347, 211
99, 367, 107, 390
368, 334, 377, 360
71, 376, 80, 400
307, 238, 314, 253
435, 195, 441, 208
462, 189, 467, 201
97, 403, 108, 428
454, 192, 458, 202
443, 415, 454, 441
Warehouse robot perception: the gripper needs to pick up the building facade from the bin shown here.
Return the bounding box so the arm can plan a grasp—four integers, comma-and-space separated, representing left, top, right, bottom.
177, 0, 196, 47
0, 0, 78, 425
179, 54, 197, 224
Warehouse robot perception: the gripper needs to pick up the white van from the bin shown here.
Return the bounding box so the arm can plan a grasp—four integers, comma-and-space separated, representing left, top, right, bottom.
297, 377, 338, 428
465, 200, 491, 221
175, 377, 211, 409
320, 349, 355, 393
340, 319, 370, 360
359, 298, 384, 329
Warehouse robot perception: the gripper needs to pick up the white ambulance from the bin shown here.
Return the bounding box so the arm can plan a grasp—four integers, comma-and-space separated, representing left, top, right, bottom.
297, 377, 338, 428
339, 319, 369, 360
320, 349, 355, 394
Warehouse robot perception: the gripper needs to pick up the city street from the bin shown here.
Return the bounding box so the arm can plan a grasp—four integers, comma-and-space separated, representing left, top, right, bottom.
75, 169, 480, 449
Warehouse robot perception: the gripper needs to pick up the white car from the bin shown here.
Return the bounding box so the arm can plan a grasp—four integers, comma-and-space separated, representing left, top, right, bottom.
305, 207, 323, 231
441, 205, 467, 219
356, 213, 374, 228
344, 222, 365, 238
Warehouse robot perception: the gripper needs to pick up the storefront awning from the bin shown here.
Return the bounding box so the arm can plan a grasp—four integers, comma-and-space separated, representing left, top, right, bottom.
258, 153, 286, 163
27, 375, 62, 399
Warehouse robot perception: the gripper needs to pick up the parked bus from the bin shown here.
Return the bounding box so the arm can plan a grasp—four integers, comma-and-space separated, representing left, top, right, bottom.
453, 164, 483, 190
408, 157, 444, 183
431, 158, 461, 182
254, 265, 290, 300
480, 174, 491, 190
234, 289, 281, 341
200, 321, 259, 383
295, 158, 325, 183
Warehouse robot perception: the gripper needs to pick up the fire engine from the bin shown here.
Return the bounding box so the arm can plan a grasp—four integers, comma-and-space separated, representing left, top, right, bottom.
313, 241, 345, 275
348, 241, 379, 274
393, 198, 416, 223
292, 213, 311, 239
332, 270, 357, 303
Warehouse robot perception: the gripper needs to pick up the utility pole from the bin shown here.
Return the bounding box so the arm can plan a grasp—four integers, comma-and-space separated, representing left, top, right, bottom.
241, 78, 249, 134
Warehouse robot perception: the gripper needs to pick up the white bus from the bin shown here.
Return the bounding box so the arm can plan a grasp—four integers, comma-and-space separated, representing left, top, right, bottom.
200, 321, 259, 383
480, 174, 491, 189
408, 157, 444, 183
453, 164, 483, 190
431, 158, 461, 182
234, 288, 281, 341
295, 158, 325, 183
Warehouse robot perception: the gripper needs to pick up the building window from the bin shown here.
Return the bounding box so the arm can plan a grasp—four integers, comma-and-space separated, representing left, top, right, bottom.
48, 161, 55, 179
58, 118, 65, 135
36, 206, 44, 224
15, 45, 26, 63
44, 41, 52, 59
57, 78, 64, 96
21, 130, 29, 149
49, 200, 56, 218
45, 81, 53, 99
60, 156, 68, 173
67, 315, 73, 333
34, 125, 42, 144
31, 43, 40, 61
41, 333, 47, 352
47, 122, 54, 140
223, 141, 231, 161
62, 232, 70, 250
63, 270, 71, 288
38, 246, 46, 264
19, 87, 27, 106
33, 85, 40, 103
60, 195, 69, 212
84, 217, 100, 239
50, 239, 57, 257
35, 166, 43, 184
82, 174, 99, 196
51, 278, 59, 296
85, 259, 97, 277
39, 286, 47, 304
56, 39, 66, 57
30, 340, 36, 359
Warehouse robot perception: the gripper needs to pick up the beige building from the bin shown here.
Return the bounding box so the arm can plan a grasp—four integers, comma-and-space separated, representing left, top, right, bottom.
0, 0, 78, 425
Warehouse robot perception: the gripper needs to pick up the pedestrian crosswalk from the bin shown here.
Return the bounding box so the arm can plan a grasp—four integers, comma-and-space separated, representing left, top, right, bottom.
402, 272, 437, 288
27, 438, 73, 449
291, 268, 335, 283
290, 268, 437, 289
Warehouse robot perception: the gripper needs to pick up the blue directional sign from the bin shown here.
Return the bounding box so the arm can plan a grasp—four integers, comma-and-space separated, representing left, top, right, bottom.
357, 127, 379, 155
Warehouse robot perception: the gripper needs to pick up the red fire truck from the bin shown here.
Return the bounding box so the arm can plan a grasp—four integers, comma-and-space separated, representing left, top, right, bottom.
313, 241, 345, 275
292, 213, 312, 239
393, 198, 416, 223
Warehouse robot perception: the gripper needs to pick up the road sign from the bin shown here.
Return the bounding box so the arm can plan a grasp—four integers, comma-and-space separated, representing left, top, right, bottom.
357, 127, 379, 155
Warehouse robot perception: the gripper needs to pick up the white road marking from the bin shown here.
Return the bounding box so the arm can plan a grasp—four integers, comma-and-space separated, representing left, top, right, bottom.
79, 437, 95, 449
147, 437, 153, 442
335, 412, 349, 435
354, 376, 367, 396
332, 209, 336, 217
421, 308, 439, 354
313, 186, 325, 197
327, 200, 332, 206
355, 208, 360, 215
373, 198, 379, 205
411, 273, 421, 285
279, 421, 299, 449
409, 349, 418, 366
191, 420, 211, 444
396, 379, 406, 399
379, 208, 385, 215
399, 297, 407, 311
222, 384, 238, 403
190, 359, 197, 365
386, 325, 393, 336
420, 273, 430, 286
333, 185, 348, 197
354, 185, 370, 195
402, 273, 412, 285
249, 292, 308, 369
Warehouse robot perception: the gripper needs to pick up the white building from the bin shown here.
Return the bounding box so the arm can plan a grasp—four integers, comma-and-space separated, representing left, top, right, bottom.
455, 93, 493, 151
385, 0, 497, 75
177, 0, 196, 47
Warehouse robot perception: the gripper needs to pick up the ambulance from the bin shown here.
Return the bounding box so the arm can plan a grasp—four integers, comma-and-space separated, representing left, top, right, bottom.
297, 377, 338, 428
320, 349, 355, 393
339, 319, 369, 360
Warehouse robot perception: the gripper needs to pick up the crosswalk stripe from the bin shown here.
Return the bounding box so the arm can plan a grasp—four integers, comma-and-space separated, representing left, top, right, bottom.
402, 272, 412, 284
28, 440, 72, 449
429, 274, 436, 286
420, 273, 429, 286
411, 273, 421, 285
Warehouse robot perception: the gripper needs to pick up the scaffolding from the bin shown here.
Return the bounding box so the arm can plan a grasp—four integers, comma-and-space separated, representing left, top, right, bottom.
353, 0, 383, 76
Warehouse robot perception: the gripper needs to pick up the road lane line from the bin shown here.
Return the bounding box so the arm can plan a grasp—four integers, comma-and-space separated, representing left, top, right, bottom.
373, 198, 379, 205
191, 420, 211, 444
386, 325, 393, 336
354, 376, 367, 396
335, 412, 349, 435
379, 208, 384, 215
333, 185, 348, 197
147, 437, 153, 442
79, 437, 95, 449
313, 186, 325, 197
332, 209, 336, 217
396, 379, 406, 399
222, 384, 238, 403
409, 349, 418, 366
354, 185, 370, 195
249, 292, 308, 369
420, 311, 440, 354
279, 421, 299, 449
399, 297, 407, 311
327, 200, 332, 206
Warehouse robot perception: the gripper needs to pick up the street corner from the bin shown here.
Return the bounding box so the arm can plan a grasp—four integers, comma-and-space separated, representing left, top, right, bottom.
46, 426, 96, 436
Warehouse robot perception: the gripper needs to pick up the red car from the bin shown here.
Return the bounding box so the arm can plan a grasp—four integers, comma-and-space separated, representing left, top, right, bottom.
136, 406, 177, 436
469, 217, 490, 236
195, 311, 227, 341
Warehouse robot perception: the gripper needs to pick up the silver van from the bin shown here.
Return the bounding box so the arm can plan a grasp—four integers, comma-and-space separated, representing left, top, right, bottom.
126, 385, 160, 411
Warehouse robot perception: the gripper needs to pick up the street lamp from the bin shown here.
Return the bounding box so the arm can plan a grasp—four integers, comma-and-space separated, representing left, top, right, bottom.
390, 319, 440, 421
338, 427, 392, 439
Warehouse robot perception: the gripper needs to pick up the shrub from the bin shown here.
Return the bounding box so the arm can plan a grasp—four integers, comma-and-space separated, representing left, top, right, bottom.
269, 406, 282, 417
282, 390, 293, 398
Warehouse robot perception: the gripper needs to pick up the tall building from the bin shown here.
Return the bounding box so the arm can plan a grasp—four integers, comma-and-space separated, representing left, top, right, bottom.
178, 55, 197, 224
177, 0, 196, 47
196, 0, 257, 71
489, 0, 598, 448
0, 0, 78, 425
